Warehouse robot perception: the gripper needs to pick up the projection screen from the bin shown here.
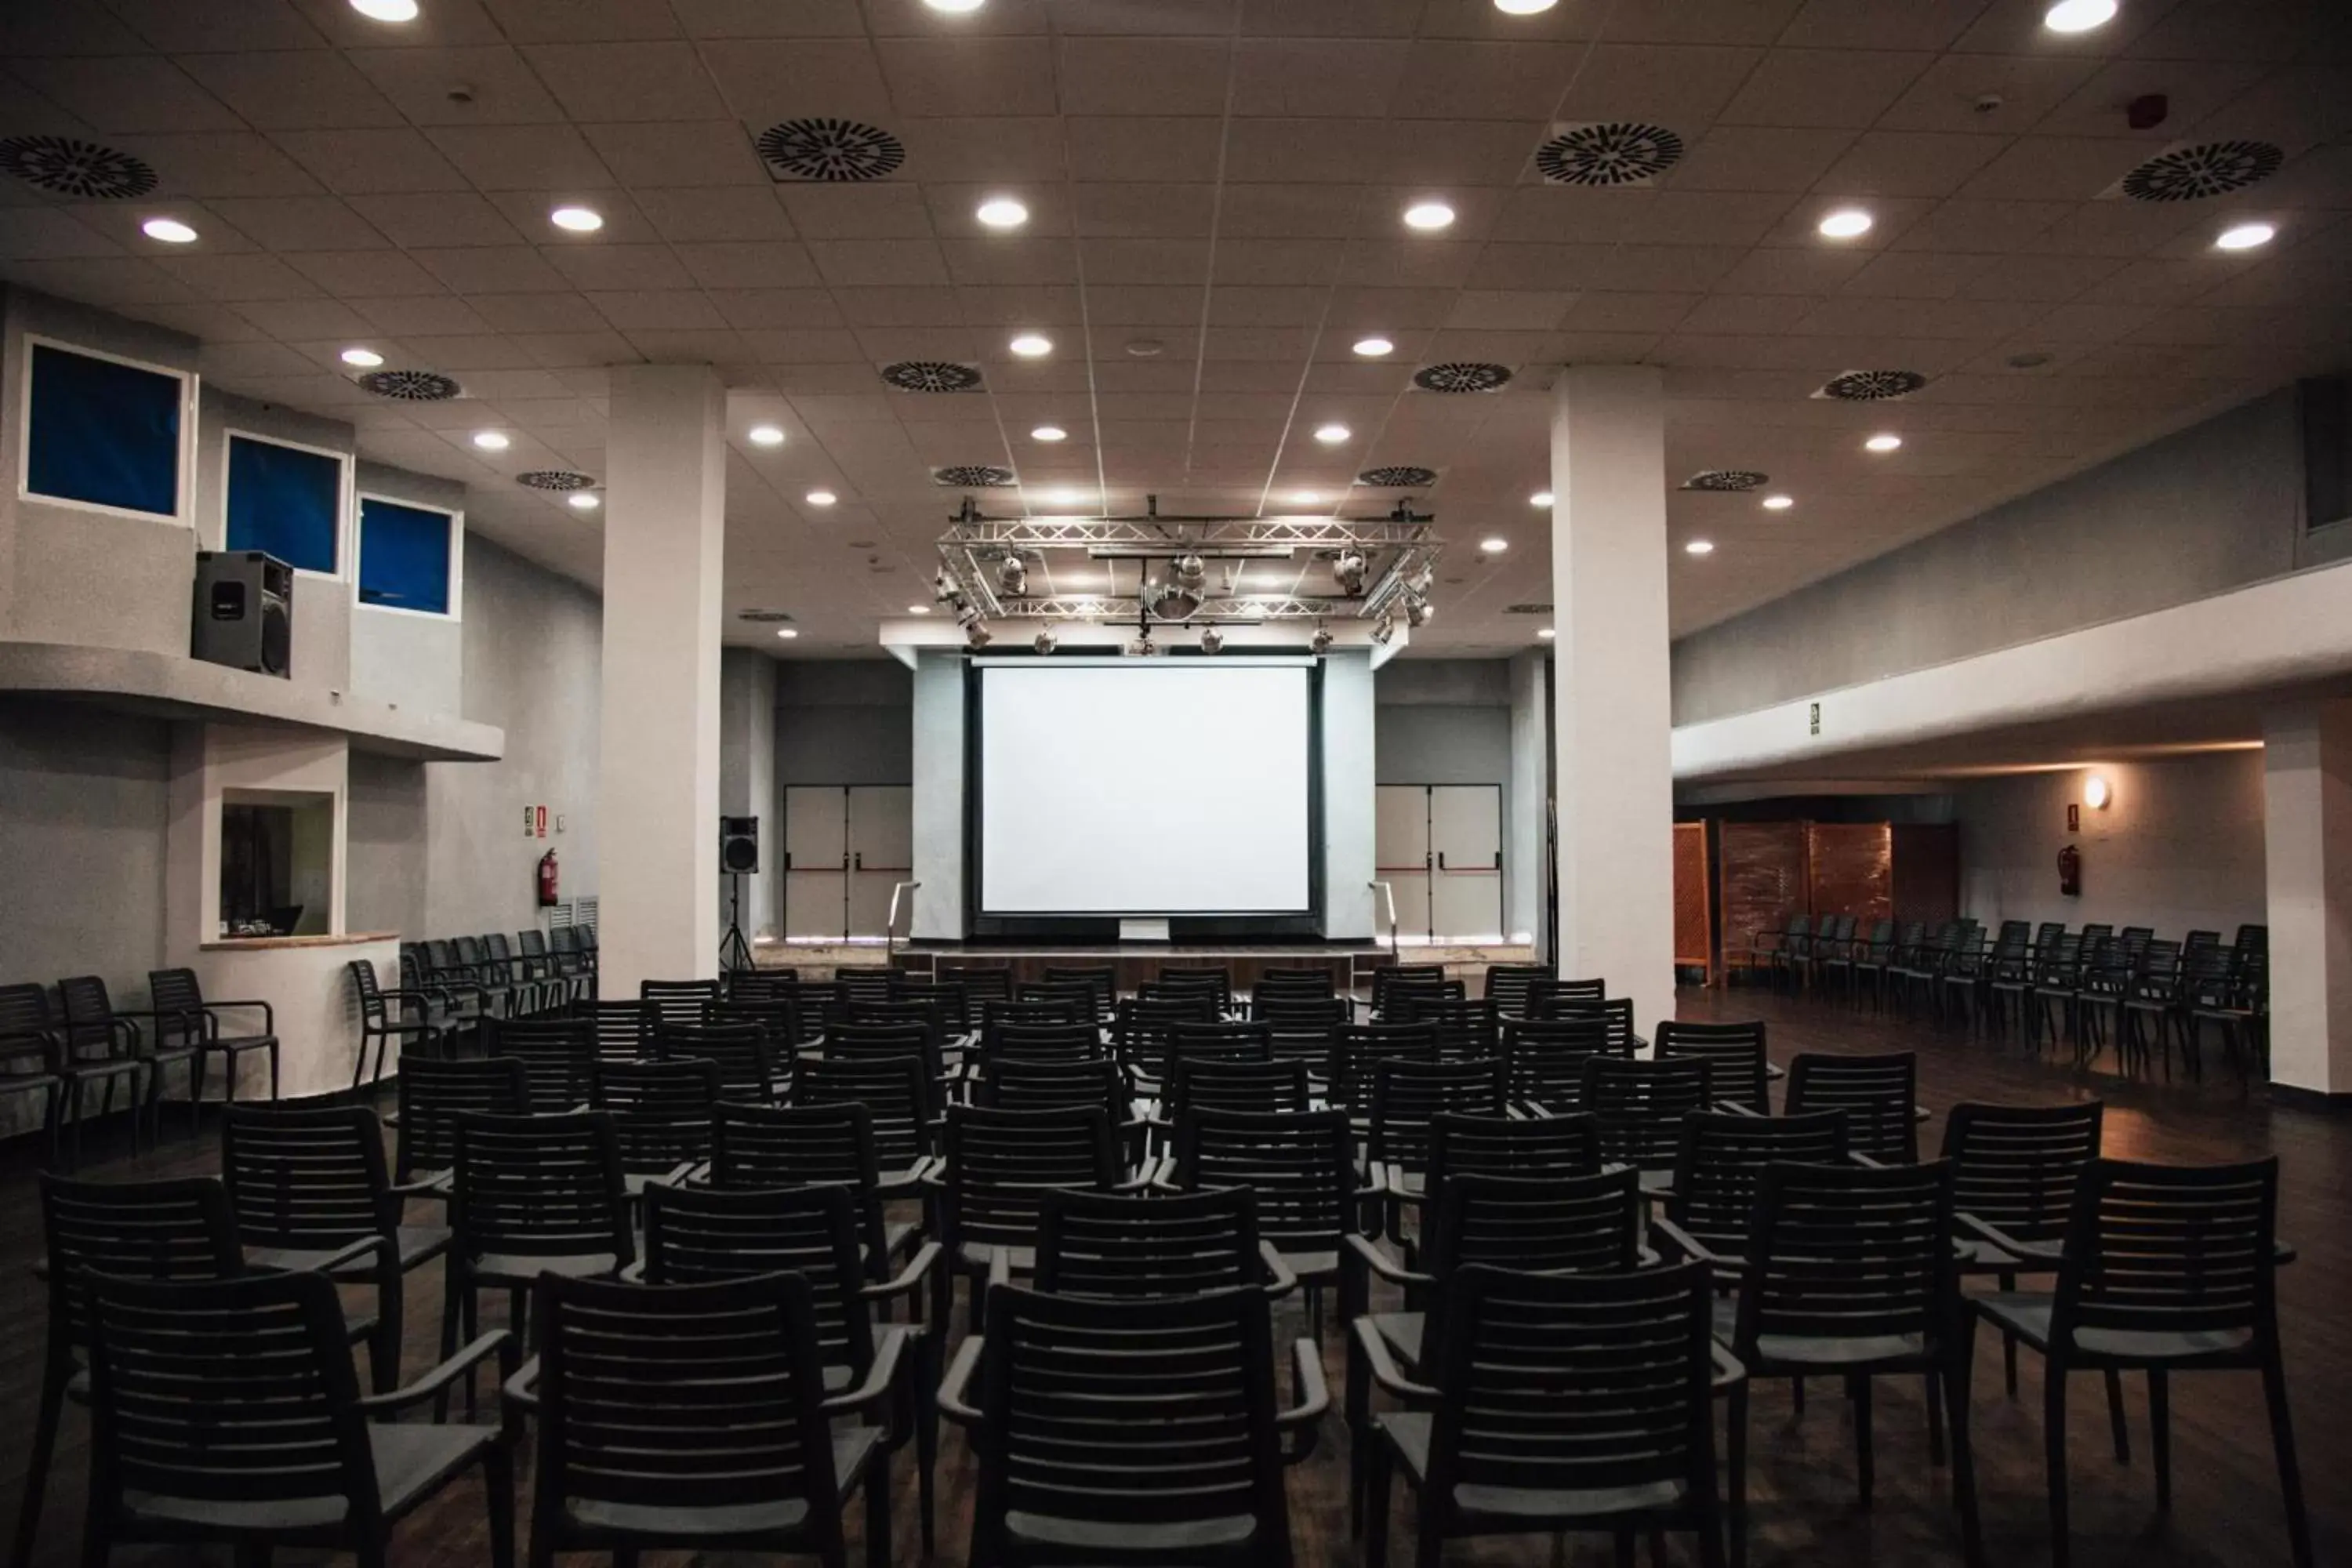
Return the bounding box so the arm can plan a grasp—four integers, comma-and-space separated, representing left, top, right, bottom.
977, 659, 1314, 915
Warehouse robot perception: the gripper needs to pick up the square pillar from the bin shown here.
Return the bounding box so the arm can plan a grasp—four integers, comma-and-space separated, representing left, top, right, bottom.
1549, 365, 1675, 1032
910, 651, 966, 941
2264, 702, 2352, 1097
597, 365, 725, 993
1507, 648, 1548, 949
1322, 648, 1377, 941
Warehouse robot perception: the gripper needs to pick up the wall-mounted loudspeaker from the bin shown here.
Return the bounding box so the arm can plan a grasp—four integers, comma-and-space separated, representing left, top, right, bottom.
719, 815, 760, 875
192, 551, 292, 679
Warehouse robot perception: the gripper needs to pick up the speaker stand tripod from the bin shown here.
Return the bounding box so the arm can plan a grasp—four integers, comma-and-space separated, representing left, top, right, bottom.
719, 872, 756, 976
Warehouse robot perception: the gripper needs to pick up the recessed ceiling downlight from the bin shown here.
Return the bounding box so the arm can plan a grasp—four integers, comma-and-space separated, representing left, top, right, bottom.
549, 205, 603, 233
975, 196, 1028, 229
141, 217, 198, 244
1864, 434, 1903, 452
1403, 200, 1456, 231
2042, 0, 2117, 32
568, 492, 601, 511
1352, 336, 1396, 358
1494, 0, 1558, 12
1007, 332, 1053, 358
339, 347, 383, 368
1315, 423, 1352, 445
350, 0, 419, 20
470, 430, 510, 452
1817, 208, 1874, 239
1032, 425, 1067, 441
747, 425, 786, 447
1762, 495, 1795, 511
806, 489, 837, 506
0, 136, 157, 199
2216, 221, 2276, 251
1530, 491, 1553, 507
1685, 539, 1715, 556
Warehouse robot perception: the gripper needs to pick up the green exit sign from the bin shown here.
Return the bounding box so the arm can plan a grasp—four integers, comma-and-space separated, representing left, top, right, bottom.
1809, 702, 1821, 736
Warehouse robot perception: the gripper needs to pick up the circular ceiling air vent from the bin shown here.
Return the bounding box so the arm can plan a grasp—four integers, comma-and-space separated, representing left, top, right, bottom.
880, 360, 982, 394
1818, 369, 1926, 402
1413, 362, 1512, 394
517, 470, 594, 492
1682, 470, 1769, 492
756, 118, 906, 183
1536, 122, 1685, 187
2119, 140, 2283, 202
931, 464, 1016, 487
736, 608, 796, 624
357, 368, 461, 401
0, 135, 158, 199
1357, 466, 1438, 488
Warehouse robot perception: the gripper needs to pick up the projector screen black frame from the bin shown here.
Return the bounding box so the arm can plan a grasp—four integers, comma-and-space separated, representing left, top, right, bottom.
964, 655, 1327, 942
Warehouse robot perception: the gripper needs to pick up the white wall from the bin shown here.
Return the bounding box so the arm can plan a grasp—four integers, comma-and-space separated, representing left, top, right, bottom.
1954, 750, 2267, 937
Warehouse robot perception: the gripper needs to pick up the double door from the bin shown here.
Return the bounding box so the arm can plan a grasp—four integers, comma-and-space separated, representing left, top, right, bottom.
1374, 784, 1503, 942
783, 785, 912, 940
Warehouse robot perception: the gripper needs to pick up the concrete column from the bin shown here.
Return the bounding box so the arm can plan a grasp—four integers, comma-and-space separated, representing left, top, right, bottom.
1549, 365, 1675, 1033
1506, 649, 1548, 950
1323, 649, 1377, 941
2263, 702, 2352, 1097
909, 651, 966, 940
718, 648, 779, 940
596, 365, 725, 994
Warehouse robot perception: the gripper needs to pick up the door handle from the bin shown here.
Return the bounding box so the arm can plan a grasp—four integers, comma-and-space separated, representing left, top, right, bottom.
853, 851, 862, 870
1493, 851, 1502, 869
1437, 851, 1446, 871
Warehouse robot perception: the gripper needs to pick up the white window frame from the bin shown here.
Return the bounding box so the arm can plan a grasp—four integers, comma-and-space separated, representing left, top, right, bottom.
352, 490, 466, 622
16, 333, 198, 527
218, 426, 355, 582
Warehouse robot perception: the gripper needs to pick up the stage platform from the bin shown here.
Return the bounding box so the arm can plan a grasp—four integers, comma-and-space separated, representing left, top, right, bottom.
755, 938, 1537, 992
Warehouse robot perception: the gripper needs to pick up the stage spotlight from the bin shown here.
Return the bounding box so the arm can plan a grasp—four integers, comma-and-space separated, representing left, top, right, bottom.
996, 554, 1027, 595
966, 620, 992, 649
1334, 548, 1367, 593
1033, 626, 1058, 655
1200, 625, 1225, 654
1309, 622, 1334, 655
1370, 612, 1397, 647
1172, 551, 1207, 589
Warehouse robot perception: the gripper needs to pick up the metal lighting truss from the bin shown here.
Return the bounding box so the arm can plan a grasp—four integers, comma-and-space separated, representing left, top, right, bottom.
936, 497, 1443, 622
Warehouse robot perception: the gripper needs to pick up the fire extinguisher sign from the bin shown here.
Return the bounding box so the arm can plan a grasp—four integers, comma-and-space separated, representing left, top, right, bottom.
535, 806, 548, 838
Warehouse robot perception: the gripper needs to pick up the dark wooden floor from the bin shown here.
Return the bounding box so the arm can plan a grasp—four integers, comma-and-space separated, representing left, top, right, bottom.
5, 985, 2344, 1566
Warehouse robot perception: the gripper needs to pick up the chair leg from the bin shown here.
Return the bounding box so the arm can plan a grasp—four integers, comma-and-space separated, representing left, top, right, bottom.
2261, 1349, 2315, 1568
863, 1448, 891, 1568
1998, 1271, 2019, 1396
9, 1352, 70, 1568
1364, 1439, 1393, 1568
2044, 1360, 2071, 1568
1346, 1323, 1370, 1537
1851, 1374, 1875, 1509
1948, 1355, 1984, 1568
1727, 1380, 1749, 1568
1926, 1369, 1947, 1468
915, 1334, 938, 1556
2103, 1367, 2130, 1463
482, 1440, 517, 1568
189, 1050, 209, 1138
2148, 1369, 2171, 1510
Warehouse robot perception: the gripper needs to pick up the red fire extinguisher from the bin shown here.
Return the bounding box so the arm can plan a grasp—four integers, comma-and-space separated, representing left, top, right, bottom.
537, 849, 560, 908
2056, 844, 2082, 898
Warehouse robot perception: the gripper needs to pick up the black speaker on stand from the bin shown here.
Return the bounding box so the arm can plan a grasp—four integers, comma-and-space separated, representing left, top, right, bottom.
719, 816, 759, 975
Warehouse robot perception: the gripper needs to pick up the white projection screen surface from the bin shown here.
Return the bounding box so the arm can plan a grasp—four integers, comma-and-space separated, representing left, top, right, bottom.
978, 660, 1313, 915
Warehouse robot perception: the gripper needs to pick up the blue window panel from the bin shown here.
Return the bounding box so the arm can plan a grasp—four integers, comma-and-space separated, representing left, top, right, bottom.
226, 435, 343, 573
358, 497, 453, 615
25, 342, 182, 517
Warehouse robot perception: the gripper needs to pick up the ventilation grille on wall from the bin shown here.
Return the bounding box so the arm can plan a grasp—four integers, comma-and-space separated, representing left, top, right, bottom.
881, 360, 983, 394
1357, 466, 1438, 488
2118, 140, 2284, 202
358, 369, 462, 401
0, 135, 157, 198
1413, 362, 1512, 394
1816, 369, 1926, 402
1682, 469, 1769, 492
517, 470, 595, 491
756, 118, 906, 182
931, 464, 1016, 487
1536, 122, 1685, 187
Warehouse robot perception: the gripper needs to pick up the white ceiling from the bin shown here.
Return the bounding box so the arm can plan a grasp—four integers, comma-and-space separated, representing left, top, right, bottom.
5, 0, 2350, 658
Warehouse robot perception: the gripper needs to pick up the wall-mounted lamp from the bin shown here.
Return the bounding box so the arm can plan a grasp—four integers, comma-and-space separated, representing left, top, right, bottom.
2083, 773, 2111, 811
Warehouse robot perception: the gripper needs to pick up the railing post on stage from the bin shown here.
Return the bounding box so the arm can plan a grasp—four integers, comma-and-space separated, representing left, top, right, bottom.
1370, 880, 1397, 951
885, 880, 922, 962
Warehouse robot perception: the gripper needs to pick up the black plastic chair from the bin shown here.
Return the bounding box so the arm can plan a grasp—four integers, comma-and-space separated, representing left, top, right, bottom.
1941, 1098, 2104, 1399
1388, 997, 1497, 1063
1970, 1158, 2310, 1568
1501, 1014, 1631, 1115
1166, 1057, 1310, 1121
1479, 964, 1552, 1018
980, 1018, 1102, 1069
481, 1014, 594, 1109
1365, 1057, 1509, 1226
391, 1054, 530, 1190
79, 1267, 514, 1568
638, 1180, 938, 1551
1154, 964, 1236, 1015
1785, 1051, 1922, 1163
442, 1110, 633, 1369
516, 1270, 896, 1568
1035, 1185, 1294, 1301
1170, 1108, 1367, 1339
574, 997, 649, 1064
1040, 964, 1116, 1021
1328, 1022, 1437, 1112
586, 1055, 721, 1190
1356, 1262, 1734, 1568
1651, 1111, 1850, 1275
931, 1104, 1126, 1330
223, 1102, 451, 1394
708, 1099, 931, 1272
1657, 1018, 1773, 1112
652, 1018, 793, 1105
1370, 964, 1448, 1021
60, 973, 191, 1145
147, 966, 281, 1110
1523, 976, 1607, 1018
799, 1054, 942, 1180
348, 958, 441, 1091
0, 1013, 63, 1167
1581, 1055, 1710, 1185
1722, 1160, 1980, 1568
2, 982, 144, 1163
1546, 994, 1642, 1053
938, 1281, 1325, 1567
638, 976, 717, 1033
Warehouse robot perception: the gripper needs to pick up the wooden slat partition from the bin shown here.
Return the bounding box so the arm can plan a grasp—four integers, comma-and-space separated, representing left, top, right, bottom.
1671, 820, 1714, 978
1717, 821, 1807, 976
1806, 822, 1893, 924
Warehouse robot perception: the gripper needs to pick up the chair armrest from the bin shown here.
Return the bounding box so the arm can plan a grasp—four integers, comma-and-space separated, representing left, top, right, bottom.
358, 1330, 517, 1417
1711, 1098, 1764, 1119
822, 1323, 912, 1417
1114, 1156, 1167, 1192
1341, 1232, 1431, 1290
937, 1333, 984, 1428
1711, 1342, 1748, 1395
207, 999, 277, 1033
1258, 1240, 1299, 1300
1955, 1211, 2063, 1264
862, 1240, 942, 1304
390, 1174, 454, 1200
1277, 1338, 1329, 1463
1650, 1215, 1738, 1270
986, 1248, 1011, 1293
1350, 1318, 1440, 1404
2276, 1240, 2298, 1266
502, 1353, 541, 1415
1763, 1062, 1786, 1081
310, 1235, 390, 1276
1850, 1152, 1888, 1170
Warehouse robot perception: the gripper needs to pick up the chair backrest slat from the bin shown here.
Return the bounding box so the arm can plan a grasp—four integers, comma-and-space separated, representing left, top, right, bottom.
1940, 1100, 2103, 1244
1035, 1187, 1264, 1299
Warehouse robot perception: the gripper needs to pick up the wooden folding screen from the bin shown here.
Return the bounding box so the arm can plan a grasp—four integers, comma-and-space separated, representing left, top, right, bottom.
1717, 822, 1807, 977
1806, 822, 1893, 927
1671, 821, 1714, 979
